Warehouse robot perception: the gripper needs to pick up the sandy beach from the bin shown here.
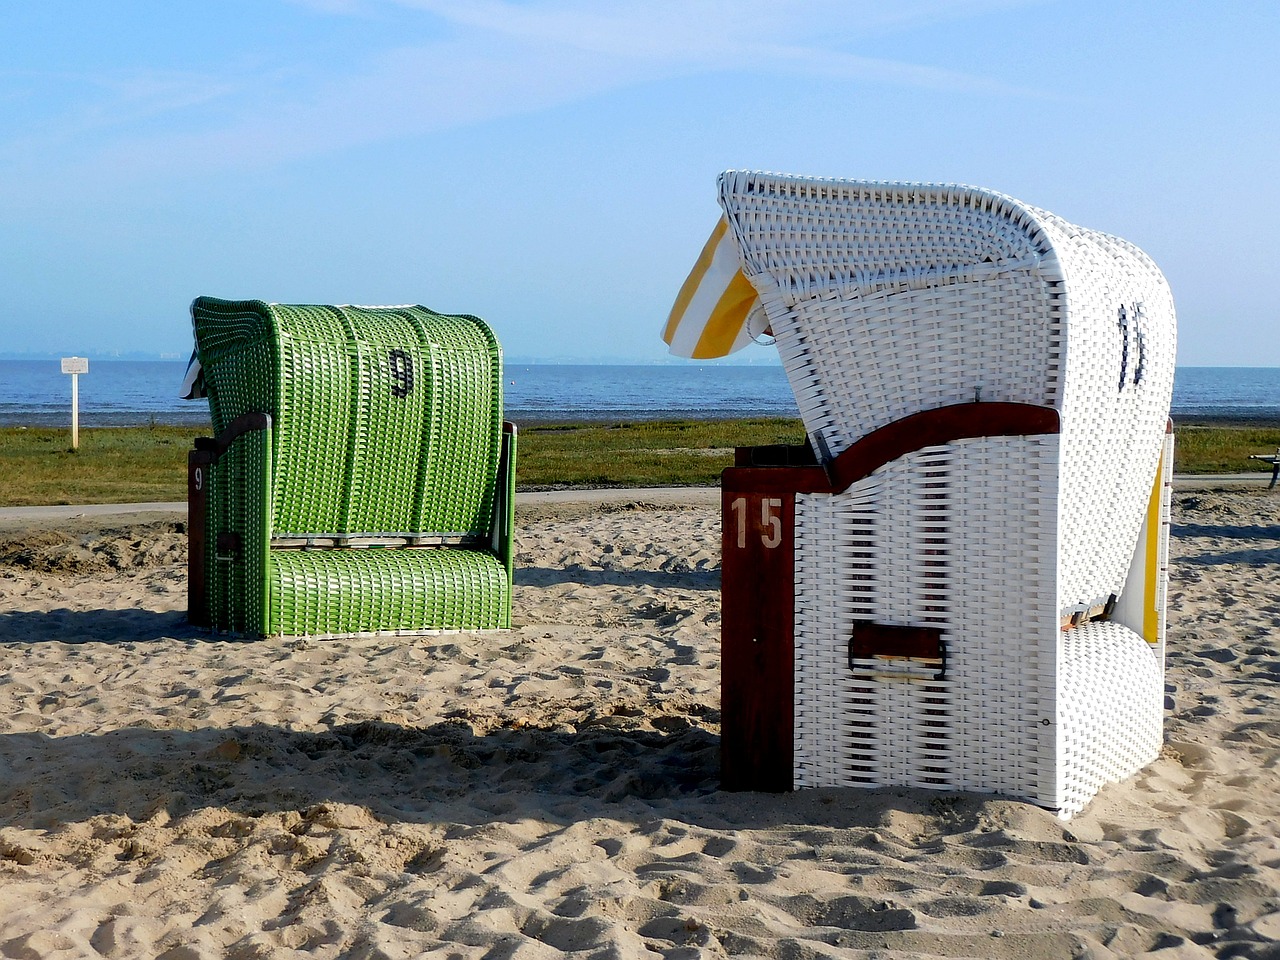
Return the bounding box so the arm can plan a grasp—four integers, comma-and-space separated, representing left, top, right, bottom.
1, 486, 1278, 959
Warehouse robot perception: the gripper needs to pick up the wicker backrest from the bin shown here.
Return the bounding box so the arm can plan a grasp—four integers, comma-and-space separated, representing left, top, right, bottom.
716, 171, 1176, 613
191, 298, 503, 538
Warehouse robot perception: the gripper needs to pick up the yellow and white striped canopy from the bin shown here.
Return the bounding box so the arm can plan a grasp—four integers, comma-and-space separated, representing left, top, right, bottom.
662, 216, 766, 359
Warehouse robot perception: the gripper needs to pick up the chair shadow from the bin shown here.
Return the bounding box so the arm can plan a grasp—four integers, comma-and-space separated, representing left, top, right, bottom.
0, 720, 705, 823
1171, 522, 1280, 567
0, 608, 206, 645
0, 718, 992, 837
1172, 522, 1280, 542
517, 566, 718, 591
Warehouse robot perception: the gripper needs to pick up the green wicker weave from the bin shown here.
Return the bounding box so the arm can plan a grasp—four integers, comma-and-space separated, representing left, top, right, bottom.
189, 297, 514, 636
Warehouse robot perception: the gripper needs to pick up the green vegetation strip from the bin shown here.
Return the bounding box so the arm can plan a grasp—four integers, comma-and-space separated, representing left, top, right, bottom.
0, 426, 198, 507
515, 419, 804, 490
1, 420, 1278, 507
1172, 423, 1280, 475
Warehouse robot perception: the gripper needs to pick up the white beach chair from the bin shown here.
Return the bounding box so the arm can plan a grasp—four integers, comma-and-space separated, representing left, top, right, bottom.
669, 171, 1176, 818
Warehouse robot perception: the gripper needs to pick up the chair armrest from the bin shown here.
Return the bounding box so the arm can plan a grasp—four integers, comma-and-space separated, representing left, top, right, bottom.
492, 421, 518, 602
200, 412, 272, 461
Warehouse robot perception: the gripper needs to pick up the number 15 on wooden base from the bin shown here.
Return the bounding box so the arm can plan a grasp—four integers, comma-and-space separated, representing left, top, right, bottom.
721, 471, 810, 792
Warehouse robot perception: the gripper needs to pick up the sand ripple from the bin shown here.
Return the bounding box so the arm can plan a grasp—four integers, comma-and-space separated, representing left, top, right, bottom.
1, 493, 1278, 958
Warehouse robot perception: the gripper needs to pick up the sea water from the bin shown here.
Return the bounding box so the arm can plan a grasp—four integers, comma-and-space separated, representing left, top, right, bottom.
0, 360, 1277, 428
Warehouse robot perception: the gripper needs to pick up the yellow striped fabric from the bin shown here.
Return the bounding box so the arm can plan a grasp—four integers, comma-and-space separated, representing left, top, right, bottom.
663, 216, 761, 359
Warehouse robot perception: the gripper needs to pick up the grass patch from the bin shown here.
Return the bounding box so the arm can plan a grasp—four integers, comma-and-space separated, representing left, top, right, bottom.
0, 426, 203, 506
515, 418, 806, 488
1, 418, 1277, 506
1172, 423, 1280, 474
0, 419, 807, 506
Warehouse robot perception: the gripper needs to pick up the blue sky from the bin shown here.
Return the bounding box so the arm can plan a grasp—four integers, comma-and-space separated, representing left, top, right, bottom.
1, 0, 1275, 364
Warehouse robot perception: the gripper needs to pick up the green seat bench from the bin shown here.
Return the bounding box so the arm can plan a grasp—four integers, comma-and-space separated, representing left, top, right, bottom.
186, 297, 515, 636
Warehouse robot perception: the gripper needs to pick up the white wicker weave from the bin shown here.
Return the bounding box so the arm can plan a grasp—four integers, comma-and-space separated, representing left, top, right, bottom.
717, 171, 1176, 817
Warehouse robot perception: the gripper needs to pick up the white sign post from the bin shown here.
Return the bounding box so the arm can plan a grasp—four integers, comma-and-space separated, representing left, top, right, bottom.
60, 357, 89, 450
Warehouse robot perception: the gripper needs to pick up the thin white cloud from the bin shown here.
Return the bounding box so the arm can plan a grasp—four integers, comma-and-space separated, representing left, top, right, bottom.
0, 0, 1044, 185
64, 69, 239, 134
391, 0, 1030, 49
386, 0, 1038, 84
0, 67, 242, 187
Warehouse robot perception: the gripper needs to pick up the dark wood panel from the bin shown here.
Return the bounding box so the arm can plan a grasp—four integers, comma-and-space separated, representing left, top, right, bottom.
187, 448, 213, 628
825, 401, 1060, 494
720, 482, 798, 791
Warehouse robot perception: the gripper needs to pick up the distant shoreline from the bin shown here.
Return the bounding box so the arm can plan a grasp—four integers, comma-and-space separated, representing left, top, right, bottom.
4, 360, 1279, 430
4, 411, 1280, 430
1172, 414, 1280, 429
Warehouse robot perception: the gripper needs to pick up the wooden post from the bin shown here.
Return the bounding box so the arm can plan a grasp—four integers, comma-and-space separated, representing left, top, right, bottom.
187, 446, 213, 627
720, 464, 827, 792
720, 478, 798, 791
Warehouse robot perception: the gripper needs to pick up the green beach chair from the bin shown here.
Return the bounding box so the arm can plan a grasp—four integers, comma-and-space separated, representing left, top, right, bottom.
186, 297, 515, 636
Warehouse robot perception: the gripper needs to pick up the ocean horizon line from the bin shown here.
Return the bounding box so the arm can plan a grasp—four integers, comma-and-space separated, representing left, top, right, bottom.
2, 355, 1279, 371
3, 360, 1280, 429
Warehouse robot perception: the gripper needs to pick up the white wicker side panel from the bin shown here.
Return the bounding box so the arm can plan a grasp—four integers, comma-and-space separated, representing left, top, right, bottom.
947, 437, 1061, 804
1056, 622, 1164, 819
1041, 215, 1177, 614
793, 435, 1060, 803
793, 489, 858, 786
